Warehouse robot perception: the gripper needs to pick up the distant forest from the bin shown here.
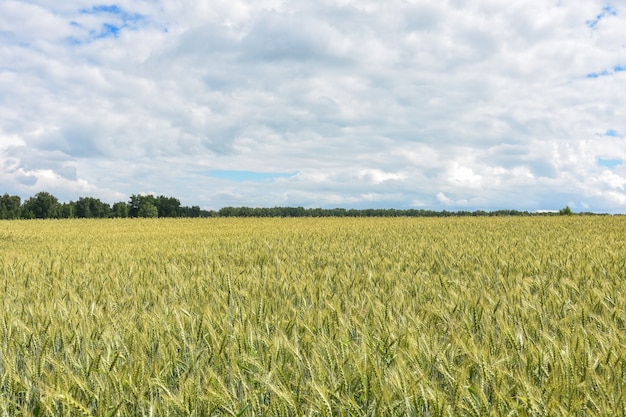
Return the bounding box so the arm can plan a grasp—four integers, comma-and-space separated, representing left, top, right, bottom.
0, 191, 586, 219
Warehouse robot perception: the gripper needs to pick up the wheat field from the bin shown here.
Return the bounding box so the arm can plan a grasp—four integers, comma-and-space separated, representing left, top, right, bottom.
1, 217, 625, 416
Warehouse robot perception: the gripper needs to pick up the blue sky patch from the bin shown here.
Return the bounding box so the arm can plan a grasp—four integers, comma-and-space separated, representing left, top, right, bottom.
586, 65, 626, 79
586, 5, 617, 29
80, 5, 125, 16
595, 129, 620, 138
598, 158, 622, 169
586, 70, 609, 78
94, 5, 143, 24
206, 170, 297, 182
97, 23, 120, 38
90, 5, 122, 14
76, 4, 145, 41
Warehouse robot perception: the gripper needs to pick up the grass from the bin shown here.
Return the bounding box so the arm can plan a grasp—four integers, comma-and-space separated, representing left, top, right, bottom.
1, 217, 625, 415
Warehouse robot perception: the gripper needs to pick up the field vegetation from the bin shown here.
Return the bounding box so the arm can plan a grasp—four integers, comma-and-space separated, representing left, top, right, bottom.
1, 217, 625, 416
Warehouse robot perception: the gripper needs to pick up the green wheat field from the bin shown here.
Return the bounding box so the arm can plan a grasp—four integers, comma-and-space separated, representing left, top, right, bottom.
1, 217, 625, 416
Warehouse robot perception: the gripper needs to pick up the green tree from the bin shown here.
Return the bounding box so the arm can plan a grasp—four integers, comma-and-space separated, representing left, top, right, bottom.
138, 201, 158, 218
111, 202, 129, 218
129, 194, 158, 218
75, 197, 92, 218
22, 192, 60, 219
559, 205, 573, 215
188, 205, 201, 217
59, 202, 75, 218
75, 197, 110, 218
0, 194, 21, 219
155, 195, 181, 217
128, 194, 142, 217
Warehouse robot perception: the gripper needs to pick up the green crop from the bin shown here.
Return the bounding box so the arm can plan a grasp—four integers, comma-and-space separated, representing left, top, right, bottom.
1, 217, 625, 416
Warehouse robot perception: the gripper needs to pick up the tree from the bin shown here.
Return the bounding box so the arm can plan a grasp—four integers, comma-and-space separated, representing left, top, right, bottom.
74, 197, 92, 218
559, 205, 573, 215
155, 195, 181, 217
22, 192, 60, 219
0, 194, 21, 219
189, 205, 201, 217
59, 202, 75, 218
219, 207, 237, 217
128, 194, 161, 218
138, 201, 158, 218
128, 194, 142, 217
111, 202, 129, 218
75, 197, 110, 218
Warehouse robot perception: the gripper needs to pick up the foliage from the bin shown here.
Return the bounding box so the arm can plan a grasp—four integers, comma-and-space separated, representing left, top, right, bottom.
21, 191, 60, 219
75, 197, 111, 218
137, 201, 158, 218
0, 193, 21, 219
217, 206, 545, 217
111, 202, 129, 218
1, 217, 626, 415
0, 192, 213, 219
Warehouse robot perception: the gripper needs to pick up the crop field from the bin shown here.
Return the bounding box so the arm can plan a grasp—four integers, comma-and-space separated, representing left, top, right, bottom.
1, 217, 626, 416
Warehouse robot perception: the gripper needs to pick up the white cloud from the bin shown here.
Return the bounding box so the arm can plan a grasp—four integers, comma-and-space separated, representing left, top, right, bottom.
597, 170, 626, 190
446, 163, 482, 188
0, 1, 72, 42
436, 191, 454, 206
1, 0, 626, 212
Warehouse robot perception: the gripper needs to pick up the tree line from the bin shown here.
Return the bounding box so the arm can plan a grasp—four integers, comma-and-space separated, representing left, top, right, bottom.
0, 192, 211, 219
217, 206, 576, 217
0, 191, 589, 220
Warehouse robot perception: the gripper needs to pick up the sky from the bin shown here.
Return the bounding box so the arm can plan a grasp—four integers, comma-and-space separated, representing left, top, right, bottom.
1, 1, 625, 212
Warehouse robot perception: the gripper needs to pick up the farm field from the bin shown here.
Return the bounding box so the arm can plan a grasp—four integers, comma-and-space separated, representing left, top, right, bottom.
1, 217, 626, 416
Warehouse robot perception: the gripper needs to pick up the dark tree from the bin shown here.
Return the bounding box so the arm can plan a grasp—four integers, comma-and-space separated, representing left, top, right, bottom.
138, 201, 158, 218
128, 194, 161, 218
218, 207, 237, 217
155, 195, 181, 217
0, 194, 21, 219
74, 197, 92, 218
59, 202, 75, 218
128, 194, 142, 217
22, 192, 60, 219
111, 202, 129, 218
75, 197, 110, 218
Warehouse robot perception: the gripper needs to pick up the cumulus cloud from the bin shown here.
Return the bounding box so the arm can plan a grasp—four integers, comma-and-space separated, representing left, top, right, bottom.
1, 0, 626, 211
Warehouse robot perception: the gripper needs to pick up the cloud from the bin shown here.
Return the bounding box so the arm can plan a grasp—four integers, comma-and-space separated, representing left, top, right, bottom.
206, 170, 297, 182
1, 0, 626, 212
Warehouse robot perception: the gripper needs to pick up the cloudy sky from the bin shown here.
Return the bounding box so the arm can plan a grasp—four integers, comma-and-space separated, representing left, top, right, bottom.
1, 1, 625, 212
